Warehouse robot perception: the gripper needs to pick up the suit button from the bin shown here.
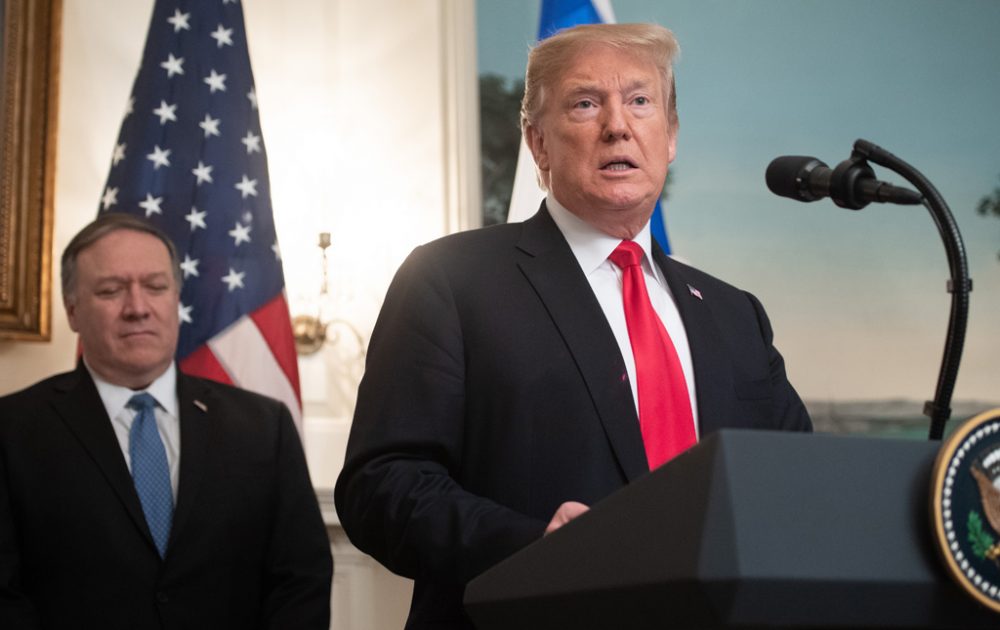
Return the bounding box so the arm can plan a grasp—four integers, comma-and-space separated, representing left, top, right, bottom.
156, 592, 169, 603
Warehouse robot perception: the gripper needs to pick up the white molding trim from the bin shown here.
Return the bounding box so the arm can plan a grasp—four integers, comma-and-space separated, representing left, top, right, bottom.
440, 0, 482, 234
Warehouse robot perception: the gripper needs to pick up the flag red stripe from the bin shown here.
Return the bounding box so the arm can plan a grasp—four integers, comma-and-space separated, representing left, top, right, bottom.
250, 294, 301, 406
179, 345, 235, 385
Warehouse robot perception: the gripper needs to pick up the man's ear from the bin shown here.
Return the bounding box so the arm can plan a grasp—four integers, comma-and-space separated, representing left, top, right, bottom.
525, 124, 549, 172
65, 299, 80, 333
667, 125, 678, 165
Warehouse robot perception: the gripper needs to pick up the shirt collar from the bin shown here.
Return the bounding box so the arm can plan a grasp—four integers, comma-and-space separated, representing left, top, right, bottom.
86, 360, 178, 420
546, 193, 657, 276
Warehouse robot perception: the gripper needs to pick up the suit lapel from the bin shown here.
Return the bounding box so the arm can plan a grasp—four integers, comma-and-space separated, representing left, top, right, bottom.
516, 204, 649, 481
651, 245, 732, 436
171, 373, 214, 545
51, 365, 153, 547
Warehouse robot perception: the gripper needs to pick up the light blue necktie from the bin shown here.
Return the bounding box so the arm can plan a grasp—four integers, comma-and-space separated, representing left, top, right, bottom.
127, 393, 173, 558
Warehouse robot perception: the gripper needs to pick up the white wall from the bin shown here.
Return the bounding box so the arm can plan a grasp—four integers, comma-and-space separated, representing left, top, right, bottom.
0, 1, 480, 628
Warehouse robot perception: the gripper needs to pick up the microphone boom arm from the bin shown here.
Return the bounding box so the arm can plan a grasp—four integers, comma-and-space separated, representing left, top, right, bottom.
852, 139, 971, 440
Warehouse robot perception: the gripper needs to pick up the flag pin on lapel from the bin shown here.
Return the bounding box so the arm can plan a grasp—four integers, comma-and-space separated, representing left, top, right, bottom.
687, 284, 703, 300
193, 399, 208, 412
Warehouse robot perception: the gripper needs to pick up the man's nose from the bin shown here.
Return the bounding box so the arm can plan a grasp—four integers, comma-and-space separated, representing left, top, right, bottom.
122, 286, 150, 319
602, 100, 631, 141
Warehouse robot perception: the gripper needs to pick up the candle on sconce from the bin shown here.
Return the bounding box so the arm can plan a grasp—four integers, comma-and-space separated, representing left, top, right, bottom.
293, 232, 331, 355
292, 231, 364, 359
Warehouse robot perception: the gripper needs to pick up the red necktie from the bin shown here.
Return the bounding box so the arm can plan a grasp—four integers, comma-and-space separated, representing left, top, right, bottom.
609, 241, 696, 469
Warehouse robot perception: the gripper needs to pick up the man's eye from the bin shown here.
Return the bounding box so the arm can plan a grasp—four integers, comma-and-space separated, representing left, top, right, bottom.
96, 288, 121, 297
634, 96, 649, 105
575, 100, 595, 109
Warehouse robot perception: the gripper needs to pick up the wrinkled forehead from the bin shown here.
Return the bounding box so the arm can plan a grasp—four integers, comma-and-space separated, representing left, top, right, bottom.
540, 44, 667, 111
567, 42, 662, 74
563, 50, 661, 90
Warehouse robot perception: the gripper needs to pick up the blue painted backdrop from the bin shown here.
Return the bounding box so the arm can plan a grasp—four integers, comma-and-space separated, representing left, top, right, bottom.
477, 0, 1000, 424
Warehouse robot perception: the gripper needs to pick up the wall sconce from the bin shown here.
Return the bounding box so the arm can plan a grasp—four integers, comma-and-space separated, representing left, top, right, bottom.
292, 232, 365, 357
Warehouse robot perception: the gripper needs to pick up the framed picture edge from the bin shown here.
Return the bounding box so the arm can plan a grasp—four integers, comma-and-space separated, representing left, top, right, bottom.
0, 0, 61, 341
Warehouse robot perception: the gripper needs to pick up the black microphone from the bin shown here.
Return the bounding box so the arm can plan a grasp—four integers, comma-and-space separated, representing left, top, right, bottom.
766, 155, 923, 210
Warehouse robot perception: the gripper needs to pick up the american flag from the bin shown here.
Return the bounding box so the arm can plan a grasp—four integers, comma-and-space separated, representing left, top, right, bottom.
97, 0, 302, 430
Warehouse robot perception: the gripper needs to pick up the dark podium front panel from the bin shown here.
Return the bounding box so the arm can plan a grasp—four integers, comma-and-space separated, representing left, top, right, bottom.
464, 430, 998, 629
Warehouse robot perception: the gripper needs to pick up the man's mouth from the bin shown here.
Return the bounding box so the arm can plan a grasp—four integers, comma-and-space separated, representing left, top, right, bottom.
601, 159, 637, 171
122, 330, 156, 339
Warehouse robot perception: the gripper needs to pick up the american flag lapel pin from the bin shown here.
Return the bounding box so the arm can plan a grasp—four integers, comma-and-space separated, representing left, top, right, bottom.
687, 284, 703, 300
193, 399, 208, 413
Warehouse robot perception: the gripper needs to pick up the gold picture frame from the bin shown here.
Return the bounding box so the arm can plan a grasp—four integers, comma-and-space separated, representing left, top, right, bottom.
0, 0, 60, 340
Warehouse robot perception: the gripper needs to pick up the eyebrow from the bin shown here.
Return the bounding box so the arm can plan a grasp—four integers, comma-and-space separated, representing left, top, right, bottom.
94, 271, 171, 285
563, 78, 656, 98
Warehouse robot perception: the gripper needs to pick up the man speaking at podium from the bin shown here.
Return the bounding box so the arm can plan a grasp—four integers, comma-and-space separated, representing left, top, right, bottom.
336, 22, 812, 629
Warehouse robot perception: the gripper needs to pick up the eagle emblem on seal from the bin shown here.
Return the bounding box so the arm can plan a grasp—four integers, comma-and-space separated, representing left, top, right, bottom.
970, 445, 1000, 565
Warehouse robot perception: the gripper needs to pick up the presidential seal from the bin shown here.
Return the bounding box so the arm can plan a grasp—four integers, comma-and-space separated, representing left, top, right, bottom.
931, 408, 1000, 614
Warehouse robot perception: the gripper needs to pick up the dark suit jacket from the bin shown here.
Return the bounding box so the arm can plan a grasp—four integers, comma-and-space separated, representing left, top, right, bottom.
334, 204, 811, 629
0, 366, 333, 629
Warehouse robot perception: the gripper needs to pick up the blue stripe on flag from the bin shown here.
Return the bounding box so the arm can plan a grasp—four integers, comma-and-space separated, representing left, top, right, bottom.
538, 0, 601, 39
